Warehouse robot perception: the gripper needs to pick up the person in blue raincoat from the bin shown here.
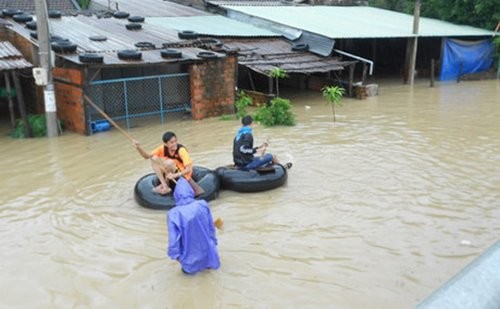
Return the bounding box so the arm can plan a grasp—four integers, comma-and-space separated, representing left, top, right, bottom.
167, 177, 220, 274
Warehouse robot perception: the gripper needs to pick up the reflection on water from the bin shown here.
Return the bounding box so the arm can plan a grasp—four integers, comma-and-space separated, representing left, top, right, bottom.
0, 80, 499, 308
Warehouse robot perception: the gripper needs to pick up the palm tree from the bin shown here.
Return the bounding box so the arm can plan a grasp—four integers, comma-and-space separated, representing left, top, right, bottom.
269, 67, 288, 97
321, 85, 345, 124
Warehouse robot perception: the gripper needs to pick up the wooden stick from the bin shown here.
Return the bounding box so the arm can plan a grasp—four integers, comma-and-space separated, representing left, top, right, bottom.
84, 94, 134, 142
83, 94, 176, 183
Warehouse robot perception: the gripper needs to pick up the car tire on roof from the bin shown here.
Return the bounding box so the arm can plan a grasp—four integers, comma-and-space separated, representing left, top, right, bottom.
89, 35, 107, 42
113, 11, 130, 19
2, 9, 23, 17
178, 30, 198, 40
26, 21, 37, 30
135, 42, 155, 49
30, 31, 38, 40
117, 50, 142, 60
79, 53, 104, 64
13, 14, 33, 23
48, 11, 62, 18
291, 43, 309, 52
128, 16, 145, 23
125, 23, 142, 31
160, 49, 182, 59
197, 51, 217, 59
51, 41, 77, 53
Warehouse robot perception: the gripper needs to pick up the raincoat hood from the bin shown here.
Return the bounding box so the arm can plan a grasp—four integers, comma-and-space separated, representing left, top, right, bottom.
173, 177, 195, 206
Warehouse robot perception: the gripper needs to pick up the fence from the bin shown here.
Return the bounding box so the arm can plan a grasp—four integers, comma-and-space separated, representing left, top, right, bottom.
87, 73, 190, 132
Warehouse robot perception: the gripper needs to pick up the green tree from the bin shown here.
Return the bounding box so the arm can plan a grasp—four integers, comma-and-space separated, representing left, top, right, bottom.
321, 86, 345, 124
269, 67, 288, 97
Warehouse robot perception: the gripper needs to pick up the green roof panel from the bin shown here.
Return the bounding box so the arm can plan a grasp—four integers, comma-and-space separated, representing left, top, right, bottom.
223, 6, 494, 38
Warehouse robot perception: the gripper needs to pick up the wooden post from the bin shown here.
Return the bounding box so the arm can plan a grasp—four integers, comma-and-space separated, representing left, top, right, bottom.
4, 72, 16, 128
268, 75, 273, 96
430, 59, 435, 87
248, 70, 256, 91
12, 71, 32, 137
408, 0, 421, 86
348, 63, 354, 97
361, 63, 368, 85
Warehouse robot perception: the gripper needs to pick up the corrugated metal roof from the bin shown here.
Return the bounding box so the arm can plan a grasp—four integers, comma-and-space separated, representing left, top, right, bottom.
6, 15, 226, 66
0, 41, 32, 71
222, 6, 495, 38
148, 16, 279, 37
223, 38, 355, 75
209, 1, 291, 6
0, 0, 79, 12
90, 0, 211, 17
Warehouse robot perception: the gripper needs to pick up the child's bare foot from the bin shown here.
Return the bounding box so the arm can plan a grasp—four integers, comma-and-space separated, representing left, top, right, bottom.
153, 185, 171, 195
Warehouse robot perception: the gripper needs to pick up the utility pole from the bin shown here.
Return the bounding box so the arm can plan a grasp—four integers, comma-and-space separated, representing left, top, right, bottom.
408, 0, 421, 86
34, 0, 58, 137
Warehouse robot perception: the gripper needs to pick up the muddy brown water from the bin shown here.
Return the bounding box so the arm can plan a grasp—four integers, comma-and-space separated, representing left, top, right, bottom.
0, 80, 499, 308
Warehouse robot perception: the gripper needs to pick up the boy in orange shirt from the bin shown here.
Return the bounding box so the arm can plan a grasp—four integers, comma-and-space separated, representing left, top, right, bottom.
134, 131, 194, 195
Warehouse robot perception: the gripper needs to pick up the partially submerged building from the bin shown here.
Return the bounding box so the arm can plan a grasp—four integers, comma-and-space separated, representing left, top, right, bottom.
208, 3, 495, 82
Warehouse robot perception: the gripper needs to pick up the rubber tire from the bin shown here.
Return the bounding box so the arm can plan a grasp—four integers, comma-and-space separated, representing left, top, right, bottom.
134, 166, 220, 210
125, 23, 142, 31
51, 41, 77, 53
25, 21, 37, 30
117, 50, 142, 60
30, 32, 38, 40
113, 11, 130, 19
128, 16, 145, 23
2, 9, 23, 17
160, 49, 182, 59
197, 51, 217, 59
13, 14, 33, 23
178, 30, 198, 40
135, 41, 155, 49
89, 35, 107, 42
291, 43, 309, 51
48, 11, 62, 18
216, 164, 288, 192
79, 53, 104, 64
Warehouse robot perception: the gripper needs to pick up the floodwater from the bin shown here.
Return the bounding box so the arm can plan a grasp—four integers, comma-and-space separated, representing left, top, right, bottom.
0, 79, 499, 308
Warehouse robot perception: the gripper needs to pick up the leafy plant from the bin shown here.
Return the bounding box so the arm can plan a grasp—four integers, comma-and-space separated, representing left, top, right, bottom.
235, 90, 252, 119
219, 114, 232, 121
322, 85, 345, 124
269, 67, 288, 97
10, 114, 48, 138
78, 0, 91, 9
254, 97, 295, 127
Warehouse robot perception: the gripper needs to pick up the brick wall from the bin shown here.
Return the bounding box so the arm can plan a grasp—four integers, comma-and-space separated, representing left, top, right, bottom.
189, 55, 236, 120
53, 68, 86, 134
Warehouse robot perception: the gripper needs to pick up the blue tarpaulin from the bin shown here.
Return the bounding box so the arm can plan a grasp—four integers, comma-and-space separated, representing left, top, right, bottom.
439, 39, 494, 81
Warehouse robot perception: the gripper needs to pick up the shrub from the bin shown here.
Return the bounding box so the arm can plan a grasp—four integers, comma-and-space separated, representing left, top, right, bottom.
235, 91, 252, 119
10, 114, 47, 138
254, 97, 295, 127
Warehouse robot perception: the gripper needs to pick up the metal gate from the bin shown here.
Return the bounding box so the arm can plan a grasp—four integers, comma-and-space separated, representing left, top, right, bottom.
87, 73, 190, 131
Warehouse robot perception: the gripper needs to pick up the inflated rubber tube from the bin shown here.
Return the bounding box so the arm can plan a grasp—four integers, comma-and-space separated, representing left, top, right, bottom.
79, 53, 104, 64
2, 9, 23, 17
25, 21, 37, 30
48, 10, 62, 18
125, 23, 142, 31
216, 164, 287, 192
134, 166, 220, 210
13, 14, 33, 23
128, 16, 145, 23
